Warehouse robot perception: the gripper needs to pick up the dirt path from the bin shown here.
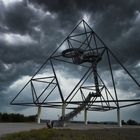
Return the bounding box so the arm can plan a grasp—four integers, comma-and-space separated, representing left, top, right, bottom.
0, 123, 46, 136
0, 123, 140, 137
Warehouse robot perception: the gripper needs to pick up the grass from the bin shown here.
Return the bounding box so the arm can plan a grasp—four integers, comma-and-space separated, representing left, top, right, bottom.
1, 128, 140, 140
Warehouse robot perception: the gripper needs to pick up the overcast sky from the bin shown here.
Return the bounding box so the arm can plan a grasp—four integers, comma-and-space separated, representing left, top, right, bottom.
0, 0, 140, 122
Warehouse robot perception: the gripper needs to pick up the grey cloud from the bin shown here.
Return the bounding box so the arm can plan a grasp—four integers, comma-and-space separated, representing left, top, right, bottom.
2, 1, 35, 34
31, 0, 140, 66
0, 0, 140, 120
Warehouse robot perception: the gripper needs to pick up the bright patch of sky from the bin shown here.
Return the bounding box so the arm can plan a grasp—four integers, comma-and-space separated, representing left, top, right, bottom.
135, 62, 140, 68
83, 13, 91, 23
134, 10, 140, 24
27, 1, 56, 20
0, 33, 37, 46
1, 0, 23, 7
9, 75, 31, 90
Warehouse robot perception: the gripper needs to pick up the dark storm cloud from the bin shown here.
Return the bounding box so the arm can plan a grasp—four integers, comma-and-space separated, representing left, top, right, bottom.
0, 1, 33, 34
31, 0, 140, 65
0, 0, 140, 118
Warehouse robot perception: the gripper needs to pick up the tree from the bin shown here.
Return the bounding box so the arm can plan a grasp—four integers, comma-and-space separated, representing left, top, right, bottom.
0, 112, 36, 122
127, 119, 138, 125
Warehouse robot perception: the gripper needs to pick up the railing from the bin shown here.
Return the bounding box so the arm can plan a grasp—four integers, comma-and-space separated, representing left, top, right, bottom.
59, 93, 92, 122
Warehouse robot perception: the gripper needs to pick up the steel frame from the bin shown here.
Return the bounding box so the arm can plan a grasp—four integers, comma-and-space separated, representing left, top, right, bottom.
10, 20, 140, 114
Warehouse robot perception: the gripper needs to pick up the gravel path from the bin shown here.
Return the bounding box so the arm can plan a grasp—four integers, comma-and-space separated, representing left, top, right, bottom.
0, 123, 140, 137
0, 123, 46, 136
64, 123, 140, 130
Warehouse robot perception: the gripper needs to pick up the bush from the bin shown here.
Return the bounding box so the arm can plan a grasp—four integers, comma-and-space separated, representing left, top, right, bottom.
0, 113, 36, 122
127, 119, 138, 125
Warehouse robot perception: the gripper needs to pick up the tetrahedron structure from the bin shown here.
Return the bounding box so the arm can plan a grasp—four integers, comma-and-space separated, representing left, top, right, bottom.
11, 60, 64, 107
11, 20, 140, 126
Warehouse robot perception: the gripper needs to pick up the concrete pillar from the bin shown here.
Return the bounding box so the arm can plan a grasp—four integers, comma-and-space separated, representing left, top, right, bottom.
37, 106, 41, 124
62, 102, 66, 119
117, 108, 122, 127
61, 103, 66, 127
84, 109, 88, 125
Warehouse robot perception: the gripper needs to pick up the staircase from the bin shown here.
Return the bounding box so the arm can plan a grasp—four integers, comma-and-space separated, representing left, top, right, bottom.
57, 93, 93, 126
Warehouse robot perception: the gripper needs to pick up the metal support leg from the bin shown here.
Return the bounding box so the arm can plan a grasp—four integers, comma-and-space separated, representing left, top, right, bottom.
117, 108, 122, 127
84, 109, 88, 125
37, 106, 41, 124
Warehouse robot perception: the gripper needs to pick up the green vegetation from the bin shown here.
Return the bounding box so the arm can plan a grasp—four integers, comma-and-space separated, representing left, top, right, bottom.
0, 113, 36, 122
127, 119, 138, 125
1, 128, 140, 140
121, 119, 139, 125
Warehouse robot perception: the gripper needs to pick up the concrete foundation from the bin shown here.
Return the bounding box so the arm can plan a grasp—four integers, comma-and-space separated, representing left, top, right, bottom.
117, 108, 122, 127
37, 106, 41, 124
84, 109, 88, 125
62, 103, 66, 119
